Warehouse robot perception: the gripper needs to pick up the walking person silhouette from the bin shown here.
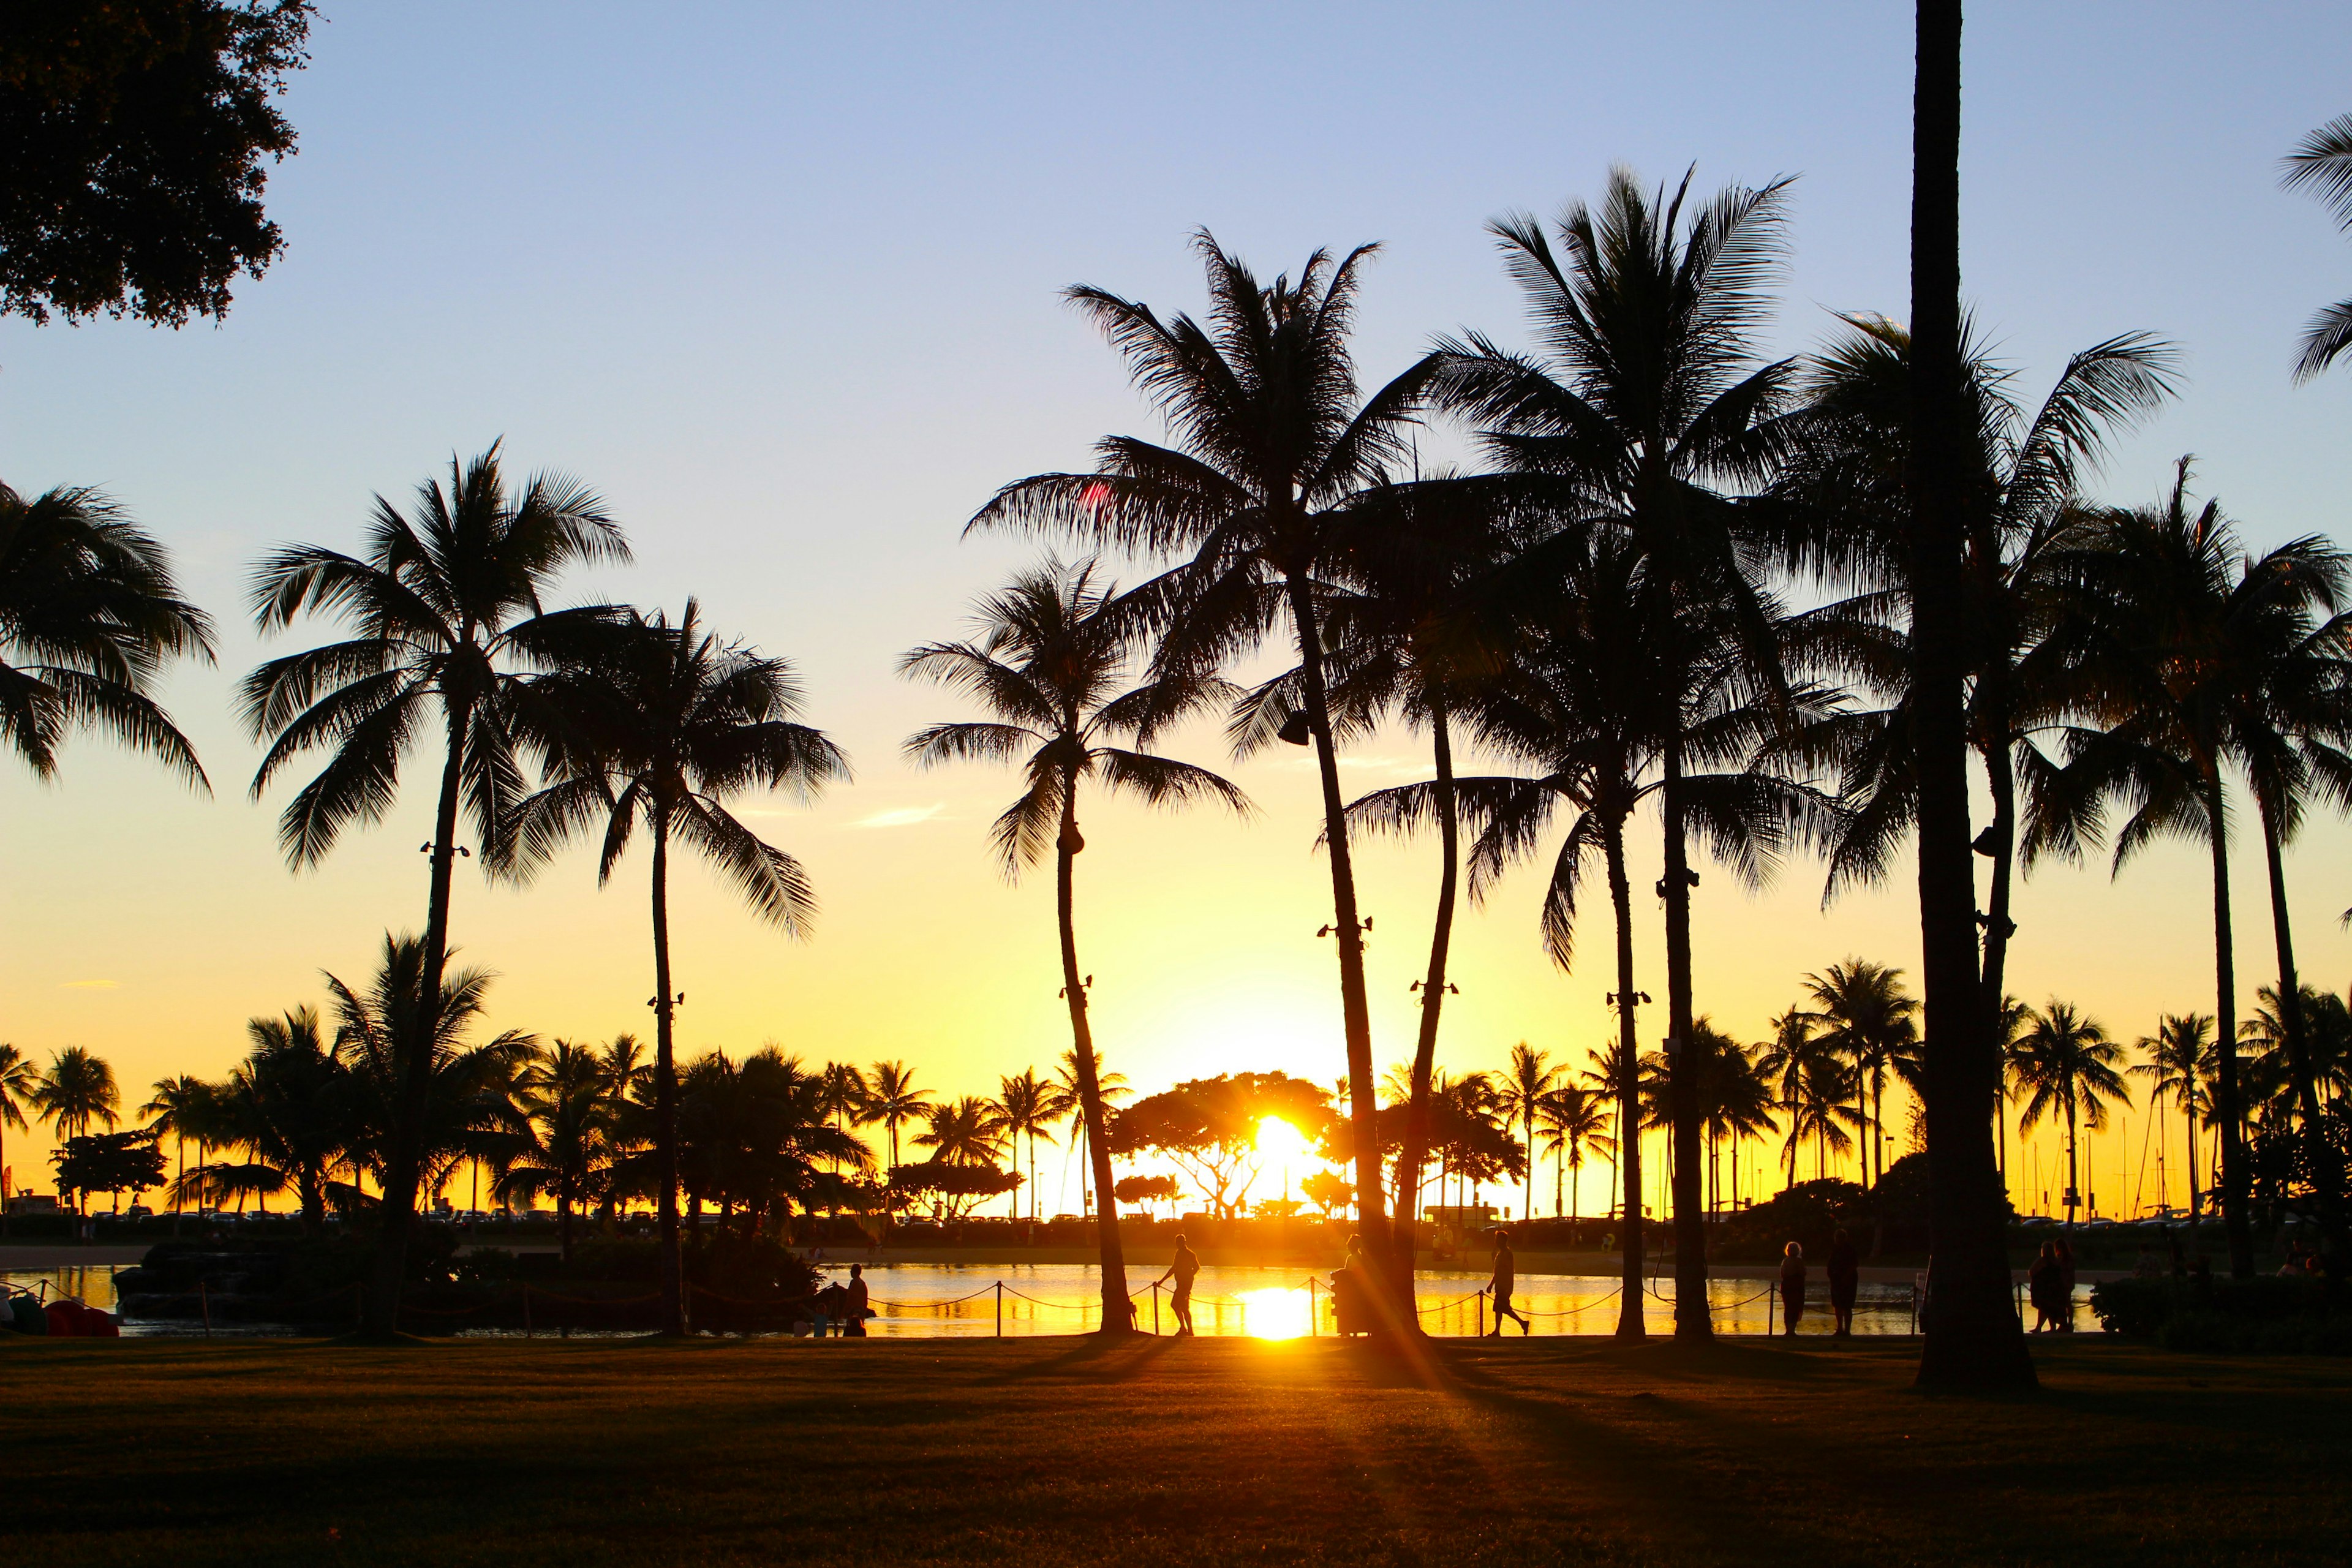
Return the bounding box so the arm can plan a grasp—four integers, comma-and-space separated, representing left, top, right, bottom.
1487, 1229, 1530, 1336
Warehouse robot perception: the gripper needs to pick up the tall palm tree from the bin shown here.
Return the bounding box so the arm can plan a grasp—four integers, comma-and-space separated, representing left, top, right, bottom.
2034, 462, 2352, 1273
499, 1039, 614, 1264
2134, 1013, 2214, 1230
968, 235, 1436, 1323
1537, 1083, 1611, 1221
1055, 1047, 1129, 1221
1905, 0, 2039, 1390
2013, 1001, 2129, 1227
0, 1044, 38, 1233
1431, 167, 1811, 1340
244, 443, 624, 1331
32, 1045, 119, 1141
1689, 1023, 1778, 1215
901, 557, 1247, 1330
507, 600, 847, 1336
993, 1069, 1066, 1223
180, 1008, 356, 1236
859, 1061, 929, 1177
140, 1073, 216, 1213
815, 1061, 869, 1177
0, 481, 214, 788
1758, 1009, 1853, 1188
2282, 114, 2352, 382
1493, 1042, 1559, 1226
1801, 959, 1920, 1189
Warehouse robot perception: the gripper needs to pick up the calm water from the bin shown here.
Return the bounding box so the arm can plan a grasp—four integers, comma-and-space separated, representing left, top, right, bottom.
6, 1261, 2097, 1338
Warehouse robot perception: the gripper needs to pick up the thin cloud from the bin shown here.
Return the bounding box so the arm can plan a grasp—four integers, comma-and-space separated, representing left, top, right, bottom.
63, 979, 118, 990
854, 803, 946, 829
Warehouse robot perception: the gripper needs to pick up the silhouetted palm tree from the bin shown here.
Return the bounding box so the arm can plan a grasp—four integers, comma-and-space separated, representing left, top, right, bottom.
244, 443, 624, 1330
1493, 1042, 1559, 1228
507, 600, 848, 1335
140, 1073, 214, 1212
968, 235, 1436, 1317
1759, 1010, 1852, 1187
32, 1045, 119, 1153
499, 1040, 614, 1264
901, 556, 1246, 1329
2134, 1013, 2214, 1231
914, 1097, 1007, 1168
859, 1061, 929, 1177
1537, 1084, 1610, 1221
0, 481, 213, 787
1801, 959, 1919, 1188
993, 1069, 1066, 1222
0, 1044, 37, 1234
2282, 115, 2352, 381
2013, 1001, 2129, 1228
2034, 462, 2350, 1273
1432, 167, 1810, 1340
179, 1008, 355, 1236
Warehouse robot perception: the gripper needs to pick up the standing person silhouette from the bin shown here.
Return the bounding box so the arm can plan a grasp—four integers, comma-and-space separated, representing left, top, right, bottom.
843, 1262, 870, 1338
1779, 1242, 1806, 1336
1156, 1233, 1200, 1336
1486, 1229, 1530, 1335
1826, 1226, 1860, 1338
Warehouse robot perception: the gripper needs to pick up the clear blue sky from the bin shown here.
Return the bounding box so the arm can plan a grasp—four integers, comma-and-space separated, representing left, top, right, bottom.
2, 2, 2348, 1212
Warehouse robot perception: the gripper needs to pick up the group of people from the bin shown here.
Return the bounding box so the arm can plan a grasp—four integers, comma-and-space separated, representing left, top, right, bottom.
796, 1262, 872, 1338
1777, 1229, 1864, 1336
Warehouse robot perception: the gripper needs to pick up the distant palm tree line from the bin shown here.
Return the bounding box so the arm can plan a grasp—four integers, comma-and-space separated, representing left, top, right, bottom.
7, 118, 2352, 1335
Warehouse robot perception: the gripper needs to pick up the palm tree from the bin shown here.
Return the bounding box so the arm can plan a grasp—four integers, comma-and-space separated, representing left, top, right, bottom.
1801, 959, 1920, 1189
181, 1008, 357, 1235
507, 600, 848, 1336
1431, 167, 1812, 1340
140, 1073, 216, 1214
499, 1040, 613, 1264
1537, 1084, 1610, 1221
0, 1044, 38, 1233
1759, 1009, 1853, 1188
32, 1044, 119, 1143
2013, 1001, 2130, 1227
1055, 1047, 1129, 1221
1493, 1042, 1559, 1226
2282, 115, 2352, 381
968, 235, 1437, 1321
244, 443, 624, 1330
0, 481, 213, 788
815, 1061, 869, 1177
900, 557, 1246, 1330
2135, 1014, 2214, 1229
993, 1069, 1066, 1223
1690, 1023, 1777, 1216
914, 1098, 1007, 1168
2034, 462, 2352, 1273
859, 1061, 929, 1177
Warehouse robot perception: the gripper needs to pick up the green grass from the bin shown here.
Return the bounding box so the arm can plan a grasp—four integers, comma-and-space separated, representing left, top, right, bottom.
6, 1332, 2345, 1566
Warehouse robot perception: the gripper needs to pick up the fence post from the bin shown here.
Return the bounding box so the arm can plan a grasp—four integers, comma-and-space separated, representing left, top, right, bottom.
1476, 1289, 1484, 1338
1766, 1280, 1774, 1336
1152, 1281, 1161, 1335
995, 1280, 1002, 1339
199, 1279, 211, 1339
522, 1285, 532, 1339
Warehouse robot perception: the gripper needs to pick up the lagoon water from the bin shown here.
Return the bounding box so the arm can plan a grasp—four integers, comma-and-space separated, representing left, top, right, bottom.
5, 1259, 2095, 1338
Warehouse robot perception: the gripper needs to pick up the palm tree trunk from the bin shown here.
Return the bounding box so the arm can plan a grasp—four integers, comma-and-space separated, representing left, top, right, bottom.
1602, 815, 1645, 1340
559, 1179, 575, 1267
1907, 0, 2035, 1391
1660, 742, 1709, 1342
1390, 701, 1460, 1296
1057, 775, 1130, 1330
1284, 575, 1393, 1329
651, 813, 687, 1335
2185, 1087, 2201, 1237
2065, 1093, 2079, 1229
2257, 797, 2347, 1259
2206, 776, 2253, 1277
366, 693, 475, 1336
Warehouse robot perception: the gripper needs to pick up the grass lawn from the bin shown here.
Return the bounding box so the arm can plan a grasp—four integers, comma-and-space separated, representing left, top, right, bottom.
6, 1332, 2344, 1566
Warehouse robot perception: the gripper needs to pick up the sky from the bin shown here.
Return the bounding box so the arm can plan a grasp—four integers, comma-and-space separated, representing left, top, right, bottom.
3, 2, 2350, 1222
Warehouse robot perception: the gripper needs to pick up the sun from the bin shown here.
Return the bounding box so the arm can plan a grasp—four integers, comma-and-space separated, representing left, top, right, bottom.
1255, 1116, 1311, 1159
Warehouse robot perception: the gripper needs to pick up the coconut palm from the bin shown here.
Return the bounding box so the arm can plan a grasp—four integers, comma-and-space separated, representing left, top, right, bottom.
1431, 167, 1814, 1340
31, 1045, 119, 1143
2013, 1001, 2130, 1228
498, 1040, 614, 1264
1537, 1083, 1610, 1221
2134, 1013, 2214, 1229
1054, 1047, 1129, 1221
177, 1008, 357, 1236
1491, 1042, 1559, 1227
1801, 959, 1919, 1189
140, 1072, 217, 1212
2032, 462, 2352, 1273
1689, 1023, 1777, 1215
506, 599, 848, 1336
901, 556, 1247, 1330
243, 443, 624, 1329
859, 1061, 929, 1176
1758, 1010, 1853, 1187
967, 234, 1438, 1318
914, 1098, 1008, 1168
993, 1069, 1068, 1222
815, 1062, 869, 1164
0, 1044, 38, 1232
2282, 114, 2352, 381
0, 481, 214, 788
